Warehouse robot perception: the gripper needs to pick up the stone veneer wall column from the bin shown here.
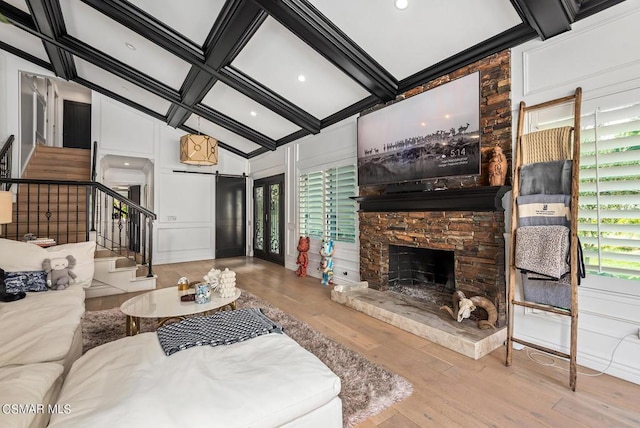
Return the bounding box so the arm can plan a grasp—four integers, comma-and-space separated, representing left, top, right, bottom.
359, 211, 506, 326
357, 50, 512, 327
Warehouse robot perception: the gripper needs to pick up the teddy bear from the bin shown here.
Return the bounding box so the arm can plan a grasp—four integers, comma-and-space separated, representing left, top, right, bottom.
295, 236, 310, 278
42, 255, 77, 290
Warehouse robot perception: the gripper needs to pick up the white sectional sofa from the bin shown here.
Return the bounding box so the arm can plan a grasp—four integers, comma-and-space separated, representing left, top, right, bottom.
0, 239, 95, 428
1, 238, 342, 427
48, 332, 343, 428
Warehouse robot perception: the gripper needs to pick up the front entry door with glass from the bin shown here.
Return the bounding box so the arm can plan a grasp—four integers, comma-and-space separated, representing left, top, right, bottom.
253, 174, 284, 265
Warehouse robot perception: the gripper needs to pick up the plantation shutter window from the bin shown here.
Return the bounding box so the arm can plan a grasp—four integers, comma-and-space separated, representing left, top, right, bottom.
299, 165, 357, 244
536, 101, 640, 279
299, 171, 324, 239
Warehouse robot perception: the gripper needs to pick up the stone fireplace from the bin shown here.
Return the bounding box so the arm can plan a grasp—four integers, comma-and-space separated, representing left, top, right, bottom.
357, 187, 509, 326
331, 187, 510, 359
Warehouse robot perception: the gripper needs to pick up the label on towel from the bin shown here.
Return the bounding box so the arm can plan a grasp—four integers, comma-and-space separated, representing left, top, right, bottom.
517, 194, 570, 227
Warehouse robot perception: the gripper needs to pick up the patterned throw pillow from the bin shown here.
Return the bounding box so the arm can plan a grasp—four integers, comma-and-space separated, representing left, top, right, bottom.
4, 271, 49, 293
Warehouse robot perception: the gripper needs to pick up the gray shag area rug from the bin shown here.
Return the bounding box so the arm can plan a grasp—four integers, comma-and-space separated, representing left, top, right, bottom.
83, 289, 413, 427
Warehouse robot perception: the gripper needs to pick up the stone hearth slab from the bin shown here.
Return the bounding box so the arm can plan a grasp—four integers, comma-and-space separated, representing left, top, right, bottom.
331, 287, 506, 360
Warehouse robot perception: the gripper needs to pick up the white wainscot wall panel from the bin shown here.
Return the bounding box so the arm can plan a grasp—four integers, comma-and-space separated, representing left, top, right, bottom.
512, 274, 640, 385
297, 117, 357, 170
155, 226, 214, 264
217, 151, 248, 176
159, 126, 197, 170
250, 147, 286, 179
157, 172, 213, 223
99, 98, 155, 155
286, 238, 360, 285
520, 3, 640, 100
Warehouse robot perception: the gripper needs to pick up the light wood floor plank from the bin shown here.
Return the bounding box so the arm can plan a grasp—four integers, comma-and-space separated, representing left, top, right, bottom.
86, 257, 640, 427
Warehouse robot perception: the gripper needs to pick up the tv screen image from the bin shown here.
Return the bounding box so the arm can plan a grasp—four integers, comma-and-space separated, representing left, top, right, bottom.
357, 72, 481, 187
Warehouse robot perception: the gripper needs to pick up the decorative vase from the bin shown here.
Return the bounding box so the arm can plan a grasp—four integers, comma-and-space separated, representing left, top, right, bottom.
218, 268, 236, 298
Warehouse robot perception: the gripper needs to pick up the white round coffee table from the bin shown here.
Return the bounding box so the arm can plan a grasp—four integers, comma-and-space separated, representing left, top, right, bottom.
120, 287, 241, 335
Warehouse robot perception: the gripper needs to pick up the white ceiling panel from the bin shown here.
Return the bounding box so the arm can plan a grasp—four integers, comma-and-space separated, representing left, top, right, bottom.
232, 17, 370, 119
310, 0, 522, 80
59, 0, 191, 90
202, 82, 300, 140
0, 24, 48, 61
75, 57, 171, 115
4, 0, 28, 13
127, 0, 226, 46
184, 115, 263, 154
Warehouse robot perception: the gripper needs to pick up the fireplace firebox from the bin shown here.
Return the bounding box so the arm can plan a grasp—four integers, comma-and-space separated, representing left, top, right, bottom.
388, 245, 455, 305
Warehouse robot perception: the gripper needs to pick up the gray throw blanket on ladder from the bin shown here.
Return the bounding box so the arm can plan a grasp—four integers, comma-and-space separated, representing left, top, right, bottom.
515, 225, 570, 280
156, 308, 283, 356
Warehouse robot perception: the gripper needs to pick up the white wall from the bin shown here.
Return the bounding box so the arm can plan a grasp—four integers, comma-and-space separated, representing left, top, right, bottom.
249, 117, 360, 285
91, 92, 249, 265
510, 0, 640, 385
0, 52, 54, 178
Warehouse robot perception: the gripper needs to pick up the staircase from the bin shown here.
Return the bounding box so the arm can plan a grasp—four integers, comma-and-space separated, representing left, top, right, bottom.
8, 145, 156, 297
88, 249, 156, 298
7, 146, 90, 243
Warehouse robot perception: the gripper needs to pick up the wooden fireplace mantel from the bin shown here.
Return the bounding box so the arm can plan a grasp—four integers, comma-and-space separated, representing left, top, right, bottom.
352, 185, 511, 212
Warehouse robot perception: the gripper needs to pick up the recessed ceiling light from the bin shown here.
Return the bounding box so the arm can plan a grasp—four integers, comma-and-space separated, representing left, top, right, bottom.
250, 111, 257, 117
394, 0, 408, 10
297, 74, 306, 82
124, 162, 130, 166
125, 42, 136, 50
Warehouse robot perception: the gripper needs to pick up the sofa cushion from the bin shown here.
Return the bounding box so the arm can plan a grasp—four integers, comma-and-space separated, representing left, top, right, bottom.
49, 332, 342, 428
4, 270, 48, 293
0, 284, 85, 368
0, 239, 96, 288
0, 363, 64, 428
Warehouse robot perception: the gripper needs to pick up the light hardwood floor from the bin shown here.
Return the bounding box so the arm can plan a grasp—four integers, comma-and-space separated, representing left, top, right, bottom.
86, 257, 640, 427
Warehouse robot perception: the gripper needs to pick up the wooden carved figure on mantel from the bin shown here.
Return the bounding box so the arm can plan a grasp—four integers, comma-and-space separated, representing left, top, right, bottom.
488, 145, 508, 186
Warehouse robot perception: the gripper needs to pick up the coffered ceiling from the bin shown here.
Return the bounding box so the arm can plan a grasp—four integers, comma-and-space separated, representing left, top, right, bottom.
0, 0, 625, 158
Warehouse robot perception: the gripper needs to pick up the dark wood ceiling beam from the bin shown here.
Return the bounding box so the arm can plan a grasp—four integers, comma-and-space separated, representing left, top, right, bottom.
26, 0, 75, 79
80, 0, 204, 64
194, 104, 276, 151
0, 1, 35, 30
510, 0, 574, 40
166, 0, 265, 129
254, 0, 397, 101
219, 66, 321, 134
250, 94, 381, 158
248, 146, 270, 158
75, 76, 166, 121
60, 35, 181, 102
321, 95, 380, 129
399, 23, 537, 93
166, 67, 215, 127
0, 41, 52, 71
204, 0, 267, 69
575, 0, 626, 21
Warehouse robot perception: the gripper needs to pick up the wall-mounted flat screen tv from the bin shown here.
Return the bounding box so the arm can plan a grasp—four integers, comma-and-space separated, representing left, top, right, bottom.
357, 72, 481, 187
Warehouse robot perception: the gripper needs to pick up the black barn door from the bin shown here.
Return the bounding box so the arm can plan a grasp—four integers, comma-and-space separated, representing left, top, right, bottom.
216, 175, 246, 258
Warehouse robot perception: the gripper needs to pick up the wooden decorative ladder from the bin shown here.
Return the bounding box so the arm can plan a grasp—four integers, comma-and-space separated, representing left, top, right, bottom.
506, 87, 582, 391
